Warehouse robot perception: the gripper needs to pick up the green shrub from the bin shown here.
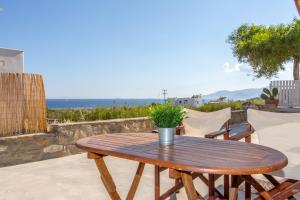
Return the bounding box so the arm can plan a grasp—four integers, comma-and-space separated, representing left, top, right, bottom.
149, 104, 184, 128
197, 101, 242, 112
250, 99, 264, 105
195, 99, 265, 112
47, 106, 151, 123
47, 99, 266, 122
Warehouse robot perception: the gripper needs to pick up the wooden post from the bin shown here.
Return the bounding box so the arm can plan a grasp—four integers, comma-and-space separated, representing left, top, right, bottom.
295, 0, 300, 17
246, 124, 252, 143
155, 166, 160, 200
223, 120, 230, 198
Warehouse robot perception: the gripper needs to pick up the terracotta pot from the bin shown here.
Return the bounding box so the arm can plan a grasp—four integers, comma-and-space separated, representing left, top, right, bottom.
265, 99, 279, 107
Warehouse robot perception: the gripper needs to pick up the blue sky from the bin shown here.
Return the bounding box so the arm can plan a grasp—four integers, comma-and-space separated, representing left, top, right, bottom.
0, 1, 297, 98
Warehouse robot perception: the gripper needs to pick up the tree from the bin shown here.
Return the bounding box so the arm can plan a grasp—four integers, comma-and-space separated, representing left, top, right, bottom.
228, 19, 300, 80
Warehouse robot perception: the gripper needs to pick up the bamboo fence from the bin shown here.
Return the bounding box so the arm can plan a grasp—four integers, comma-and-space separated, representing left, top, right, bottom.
0, 73, 47, 137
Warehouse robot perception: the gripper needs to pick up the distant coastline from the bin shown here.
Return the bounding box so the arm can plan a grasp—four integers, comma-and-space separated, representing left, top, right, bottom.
46, 88, 262, 109
46, 99, 164, 109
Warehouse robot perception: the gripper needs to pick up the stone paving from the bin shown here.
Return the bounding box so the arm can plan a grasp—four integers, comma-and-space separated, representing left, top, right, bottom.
0, 153, 217, 200
0, 124, 274, 200
9, 150, 297, 200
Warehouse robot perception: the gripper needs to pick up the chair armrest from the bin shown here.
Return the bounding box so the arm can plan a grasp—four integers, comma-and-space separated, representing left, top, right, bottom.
229, 131, 252, 141
205, 129, 231, 139
176, 125, 185, 135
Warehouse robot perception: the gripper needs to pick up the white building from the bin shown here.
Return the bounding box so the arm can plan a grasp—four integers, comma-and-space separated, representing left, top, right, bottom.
0, 48, 24, 73
170, 95, 203, 107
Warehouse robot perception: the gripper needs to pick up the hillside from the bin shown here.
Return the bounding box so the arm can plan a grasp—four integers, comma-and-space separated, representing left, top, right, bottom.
203, 88, 262, 100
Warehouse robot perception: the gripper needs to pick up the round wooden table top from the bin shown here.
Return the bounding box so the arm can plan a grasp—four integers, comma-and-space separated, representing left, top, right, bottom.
76, 133, 288, 175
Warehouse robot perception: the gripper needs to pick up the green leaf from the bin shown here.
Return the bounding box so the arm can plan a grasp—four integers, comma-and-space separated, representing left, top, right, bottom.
272, 88, 278, 97
263, 88, 271, 96
149, 104, 184, 128
260, 93, 269, 100
228, 18, 300, 79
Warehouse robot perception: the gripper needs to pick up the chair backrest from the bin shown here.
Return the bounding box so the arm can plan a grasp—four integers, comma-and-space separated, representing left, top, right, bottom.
247, 109, 300, 179
182, 108, 231, 137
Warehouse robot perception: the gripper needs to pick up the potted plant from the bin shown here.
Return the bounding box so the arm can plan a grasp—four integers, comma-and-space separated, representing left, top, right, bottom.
260, 88, 279, 106
149, 104, 184, 145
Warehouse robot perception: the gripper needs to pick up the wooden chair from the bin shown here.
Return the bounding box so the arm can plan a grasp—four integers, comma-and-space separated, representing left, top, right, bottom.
154, 108, 233, 199
209, 108, 300, 199
152, 108, 232, 137
180, 108, 231, 137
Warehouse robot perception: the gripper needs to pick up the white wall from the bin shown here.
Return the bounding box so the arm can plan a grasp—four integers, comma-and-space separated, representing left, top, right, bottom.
0, 49, 24, 73
172, 97, 203, 107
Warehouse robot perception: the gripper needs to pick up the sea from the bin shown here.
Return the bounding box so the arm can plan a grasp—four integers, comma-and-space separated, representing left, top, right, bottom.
46, 99, 164, 109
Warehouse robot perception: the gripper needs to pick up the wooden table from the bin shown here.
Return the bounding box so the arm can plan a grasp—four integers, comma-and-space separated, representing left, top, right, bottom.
76, 133, 288, 200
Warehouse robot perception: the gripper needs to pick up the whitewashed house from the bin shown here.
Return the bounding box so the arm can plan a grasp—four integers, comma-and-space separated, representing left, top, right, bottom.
170, 95, 203, 107
0, 48, 24, 73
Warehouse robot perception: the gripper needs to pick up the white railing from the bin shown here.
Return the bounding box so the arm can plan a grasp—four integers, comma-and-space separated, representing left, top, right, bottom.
270, 80, 300, 107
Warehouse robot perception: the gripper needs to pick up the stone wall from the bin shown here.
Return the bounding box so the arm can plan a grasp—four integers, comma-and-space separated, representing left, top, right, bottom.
0, 112, 246, 168
0, 133, 58, 167
0, 117, 154, 167
51, 117, 154, 155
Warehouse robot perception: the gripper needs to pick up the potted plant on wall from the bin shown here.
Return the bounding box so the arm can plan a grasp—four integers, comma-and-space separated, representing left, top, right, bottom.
149, 104, 184, 145
260, 88, 279, 107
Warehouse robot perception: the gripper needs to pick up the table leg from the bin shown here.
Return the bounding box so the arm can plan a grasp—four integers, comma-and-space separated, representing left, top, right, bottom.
230, 175, 239, 200
224, 175, 229, 199
175, 178, 181, 193
245, 182, 251, 200
155, 166, 160, 200
197, 174, 225, 199
208, 174, 215, 200
126, 162, 145, 200
88, 153, 121, 200
181, 171, 204, 200
88, 152, 147, 200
